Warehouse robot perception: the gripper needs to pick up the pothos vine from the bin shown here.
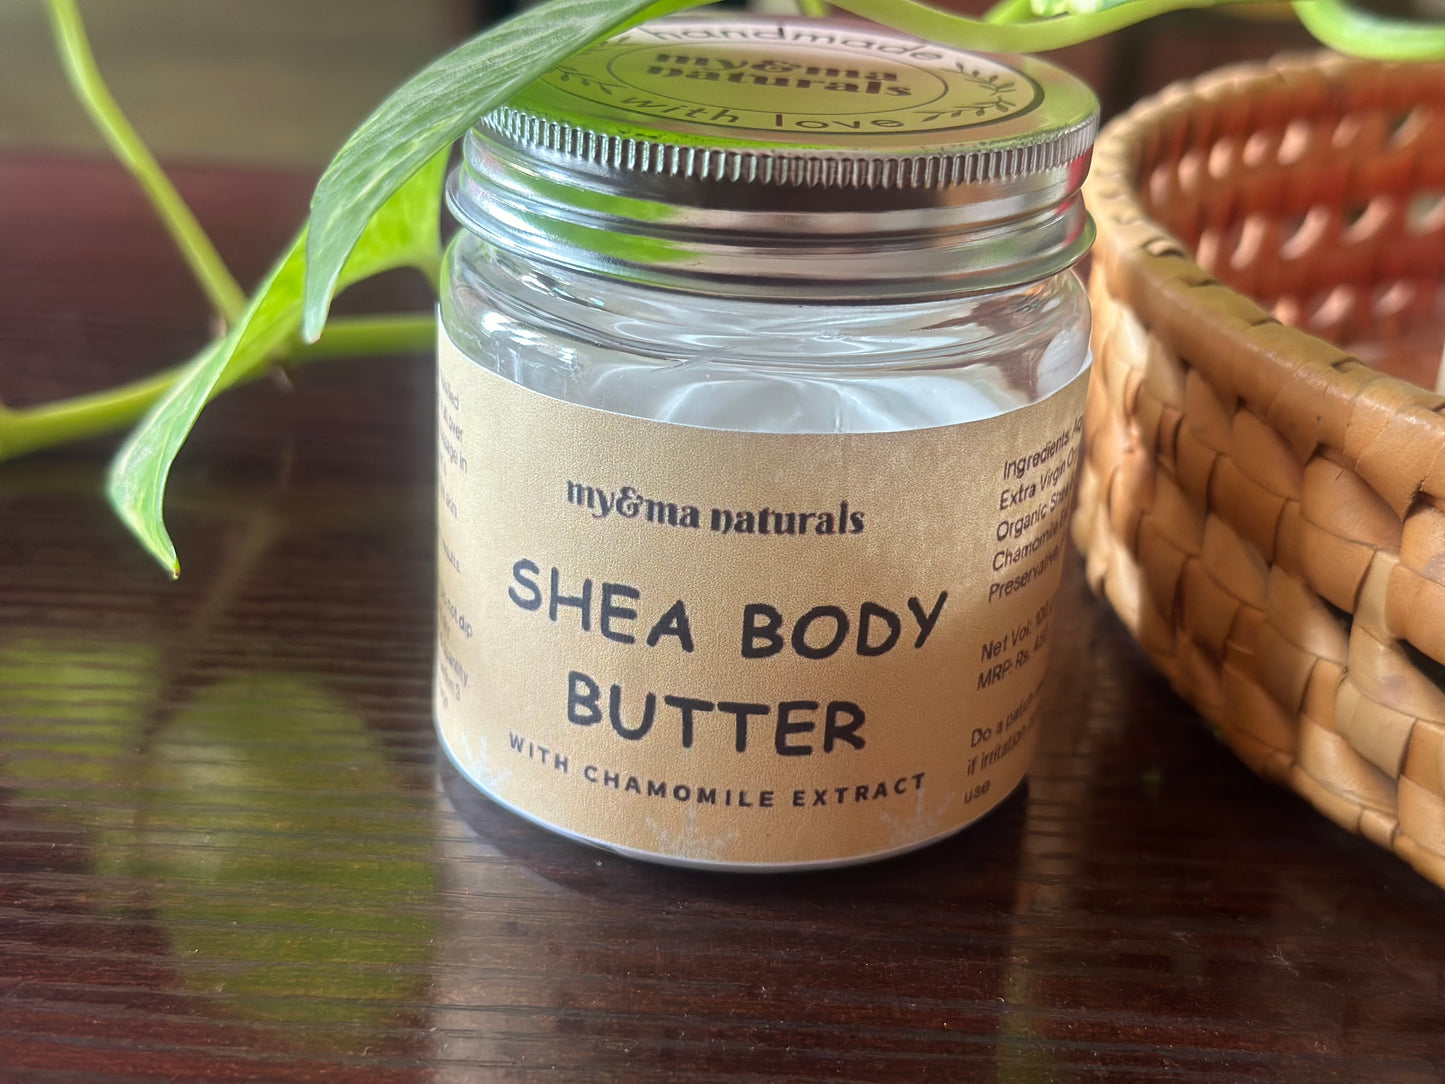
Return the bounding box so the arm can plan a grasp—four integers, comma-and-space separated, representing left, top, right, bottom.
3, 0, 1442, 574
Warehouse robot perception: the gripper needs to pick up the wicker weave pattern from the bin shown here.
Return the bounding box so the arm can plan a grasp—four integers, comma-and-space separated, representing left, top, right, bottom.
1076, 54, 1445, 887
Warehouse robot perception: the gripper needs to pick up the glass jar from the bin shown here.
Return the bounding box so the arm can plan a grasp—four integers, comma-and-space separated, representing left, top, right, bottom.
435, 15, 1098, 869
441, 236, 1089, 433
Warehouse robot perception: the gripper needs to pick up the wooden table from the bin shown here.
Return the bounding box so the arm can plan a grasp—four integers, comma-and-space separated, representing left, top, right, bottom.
4, 156, 1444, 1083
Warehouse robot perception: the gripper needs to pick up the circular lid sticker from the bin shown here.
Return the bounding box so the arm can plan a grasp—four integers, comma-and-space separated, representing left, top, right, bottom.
520, 19, 1054, 144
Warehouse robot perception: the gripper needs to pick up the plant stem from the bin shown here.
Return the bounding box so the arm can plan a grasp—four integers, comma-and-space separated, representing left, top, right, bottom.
0, 313, 435, 464
286, 314, 437, 364
832, 0, 1268, 52
44, 0, 248, 325
984, 0, 1037, 25
1292, 0, 1445, 59
0, 369, 178, 465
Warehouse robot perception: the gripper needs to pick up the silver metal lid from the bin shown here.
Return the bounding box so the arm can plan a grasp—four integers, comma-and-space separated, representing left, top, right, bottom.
449, 16, 1099, 299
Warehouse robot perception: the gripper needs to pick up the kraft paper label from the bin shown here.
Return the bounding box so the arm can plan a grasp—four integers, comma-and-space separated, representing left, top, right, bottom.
435, 329, 1089, 868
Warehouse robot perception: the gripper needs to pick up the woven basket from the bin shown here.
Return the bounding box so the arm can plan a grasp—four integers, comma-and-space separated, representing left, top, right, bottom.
1076, 53, 1445, 886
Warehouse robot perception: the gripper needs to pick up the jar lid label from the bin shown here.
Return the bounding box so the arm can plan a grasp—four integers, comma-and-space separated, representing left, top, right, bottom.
538, 23, 1043, 139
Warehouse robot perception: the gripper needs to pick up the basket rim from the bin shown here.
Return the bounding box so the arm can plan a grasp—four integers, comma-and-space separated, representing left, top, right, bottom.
1084, 52, 1445, 514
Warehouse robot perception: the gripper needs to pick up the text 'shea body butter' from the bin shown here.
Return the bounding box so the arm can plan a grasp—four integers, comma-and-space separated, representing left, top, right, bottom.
435, 15, 1098, 869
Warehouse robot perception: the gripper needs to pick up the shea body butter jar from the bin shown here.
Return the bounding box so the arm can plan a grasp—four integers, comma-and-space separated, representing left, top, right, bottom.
436, 15, 1098, 869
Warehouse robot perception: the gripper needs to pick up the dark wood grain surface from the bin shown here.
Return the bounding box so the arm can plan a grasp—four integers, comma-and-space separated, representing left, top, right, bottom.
4, 155, 1445, 1084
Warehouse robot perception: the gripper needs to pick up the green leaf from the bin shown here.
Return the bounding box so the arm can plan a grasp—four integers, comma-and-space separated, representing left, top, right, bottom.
106, 149, 449, 577
301, 0, 709, 342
